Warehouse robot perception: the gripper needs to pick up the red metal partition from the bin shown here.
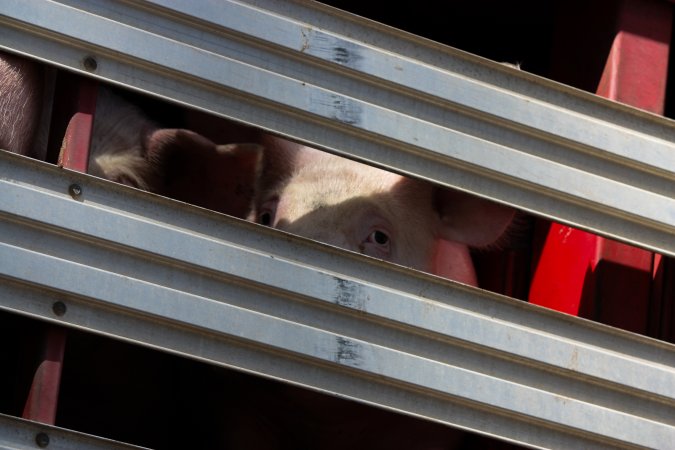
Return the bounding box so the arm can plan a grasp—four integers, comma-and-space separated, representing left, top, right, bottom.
21, 76, 98, 425
529, 0, 673, 339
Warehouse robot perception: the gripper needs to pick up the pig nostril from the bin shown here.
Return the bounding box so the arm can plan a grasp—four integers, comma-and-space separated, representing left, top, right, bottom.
259, 212, 272, 226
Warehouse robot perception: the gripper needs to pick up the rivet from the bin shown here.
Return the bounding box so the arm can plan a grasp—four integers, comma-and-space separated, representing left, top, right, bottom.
68, 184, 82, 199
83, 56, 98, 72
52, 301, 67, 317
35, 432, 50, 448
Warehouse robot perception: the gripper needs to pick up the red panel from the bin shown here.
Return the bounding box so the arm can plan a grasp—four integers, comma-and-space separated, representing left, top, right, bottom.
596, 0, 671, 112
21, 327, 67, 424
57, 78, 98, 172
529, 0, 672, 334
529, 223, 597, 316
23, 77, 99, 424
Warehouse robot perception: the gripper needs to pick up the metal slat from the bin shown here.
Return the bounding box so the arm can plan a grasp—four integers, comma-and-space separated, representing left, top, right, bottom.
0, 0, 674, 257
0, 413, 147, 450
1, 152, 674, 449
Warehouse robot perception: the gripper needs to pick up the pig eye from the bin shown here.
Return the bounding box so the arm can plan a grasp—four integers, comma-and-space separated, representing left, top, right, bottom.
370, 230, 389, 245
361, 228, 391, 259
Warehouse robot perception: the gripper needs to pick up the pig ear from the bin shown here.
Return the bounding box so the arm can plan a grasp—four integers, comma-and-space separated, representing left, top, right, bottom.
434, 187, 515, 248
144, 128, 262, 218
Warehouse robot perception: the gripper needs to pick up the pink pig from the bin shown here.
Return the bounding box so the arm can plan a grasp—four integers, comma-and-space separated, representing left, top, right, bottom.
86, 88, 261, 218
2, 50, 514, 286
248, 135, 515, 286
0, 51, 45, 158
0, 50, 260, 218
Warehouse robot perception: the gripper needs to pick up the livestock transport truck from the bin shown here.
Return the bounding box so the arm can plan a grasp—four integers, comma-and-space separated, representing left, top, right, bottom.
0, 1, 674, 449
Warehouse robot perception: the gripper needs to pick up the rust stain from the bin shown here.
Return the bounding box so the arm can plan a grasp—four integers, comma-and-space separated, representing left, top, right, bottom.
335, 336, 363, 367
334, 277, 366, 311
300, 27, 311, 52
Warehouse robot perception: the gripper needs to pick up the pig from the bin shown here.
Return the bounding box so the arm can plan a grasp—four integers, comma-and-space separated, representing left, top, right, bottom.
232, 132, 516, 450
0, 50, 261, 218
86, 88, 262, 217
0, 51, 45, 157
2, 50, 512, 448
248, 134, 515, 286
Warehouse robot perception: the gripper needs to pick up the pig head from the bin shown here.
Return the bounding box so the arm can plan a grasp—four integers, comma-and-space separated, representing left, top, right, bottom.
248, 135, 514, 286
86, 88, 261, 218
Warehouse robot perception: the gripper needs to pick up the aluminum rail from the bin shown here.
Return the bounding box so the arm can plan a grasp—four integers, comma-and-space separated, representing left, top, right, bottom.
0, 0, 674, 257
2, 152, 674, 449
0, 413, 147, 450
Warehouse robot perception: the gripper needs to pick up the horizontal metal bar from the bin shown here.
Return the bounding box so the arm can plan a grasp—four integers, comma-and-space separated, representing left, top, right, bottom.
0, 0, 674, 256
2, 151, 674, 449
0, 413, 147, 450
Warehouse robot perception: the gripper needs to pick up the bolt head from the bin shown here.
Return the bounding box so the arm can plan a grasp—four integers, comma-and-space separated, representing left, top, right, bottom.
83, 56, 98, 71
52, 301, 67, 317
68, 184, 82, 198
35, 432, 50, 448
